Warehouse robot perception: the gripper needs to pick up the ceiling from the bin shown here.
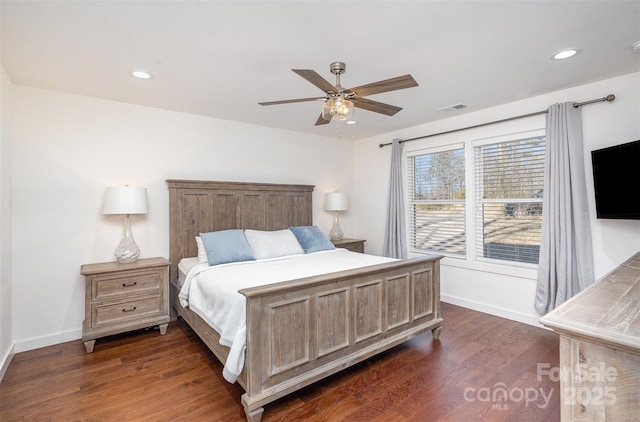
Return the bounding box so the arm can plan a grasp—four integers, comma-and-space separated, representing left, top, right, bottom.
2, 1, 639, 141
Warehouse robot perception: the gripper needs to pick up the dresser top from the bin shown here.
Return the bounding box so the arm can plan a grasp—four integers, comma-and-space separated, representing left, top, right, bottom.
81, 257, 170, 275
540, 252, 640, 352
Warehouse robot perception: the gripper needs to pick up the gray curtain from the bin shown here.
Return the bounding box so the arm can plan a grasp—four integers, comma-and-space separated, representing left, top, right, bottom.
535, 102, 594, 314
383, 138, 407, 259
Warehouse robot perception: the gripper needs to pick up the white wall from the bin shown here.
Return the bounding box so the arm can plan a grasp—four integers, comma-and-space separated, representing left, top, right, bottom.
8, 73, 640, 354
0, 65, 14, 376
11, 86, 355, 352
354, 72, 640, 326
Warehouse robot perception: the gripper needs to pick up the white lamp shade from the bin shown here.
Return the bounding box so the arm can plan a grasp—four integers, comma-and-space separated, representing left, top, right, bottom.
103, 186, 149, 215
325, 192, 348, 211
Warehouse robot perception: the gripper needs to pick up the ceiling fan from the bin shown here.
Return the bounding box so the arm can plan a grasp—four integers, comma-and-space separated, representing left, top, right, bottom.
258, 62, 419, 126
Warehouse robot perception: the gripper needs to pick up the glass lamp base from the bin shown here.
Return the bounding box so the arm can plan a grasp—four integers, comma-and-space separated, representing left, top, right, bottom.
115, 215, 141, 263
329, 212, 344, 241
114, 240, 140, 263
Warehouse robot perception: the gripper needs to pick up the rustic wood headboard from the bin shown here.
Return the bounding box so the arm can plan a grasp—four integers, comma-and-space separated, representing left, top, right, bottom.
167, 179, 315, 281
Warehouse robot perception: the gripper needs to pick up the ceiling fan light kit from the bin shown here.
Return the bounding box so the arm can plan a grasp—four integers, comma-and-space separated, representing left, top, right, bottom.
321, 97, 354, 121
259, 61, 418, 130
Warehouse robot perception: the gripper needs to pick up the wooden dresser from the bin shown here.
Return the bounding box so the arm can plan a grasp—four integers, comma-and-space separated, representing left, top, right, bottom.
81, 257, 170, 353
540, 252, 640, 421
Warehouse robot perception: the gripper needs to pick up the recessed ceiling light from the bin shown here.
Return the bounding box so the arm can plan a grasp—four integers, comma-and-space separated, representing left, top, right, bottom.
132, 71, 151, 79
346, 120, 357, 125
552, 49, 580, 60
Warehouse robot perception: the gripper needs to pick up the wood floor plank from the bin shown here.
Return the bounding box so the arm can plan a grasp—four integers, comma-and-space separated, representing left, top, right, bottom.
1, 303, 560, 421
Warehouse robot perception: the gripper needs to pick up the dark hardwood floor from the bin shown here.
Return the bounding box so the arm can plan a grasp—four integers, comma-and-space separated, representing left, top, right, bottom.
0, 303, 560, 421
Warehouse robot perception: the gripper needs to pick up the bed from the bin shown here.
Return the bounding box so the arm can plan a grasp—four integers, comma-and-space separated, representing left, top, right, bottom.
167, 179, 443, 421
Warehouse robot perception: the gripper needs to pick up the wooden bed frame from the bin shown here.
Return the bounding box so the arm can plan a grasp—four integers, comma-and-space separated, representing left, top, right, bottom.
167, 179, 443, 421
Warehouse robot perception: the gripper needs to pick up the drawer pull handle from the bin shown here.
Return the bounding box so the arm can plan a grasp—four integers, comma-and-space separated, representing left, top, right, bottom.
122, 282, 138, 288
122, 306, 137, 313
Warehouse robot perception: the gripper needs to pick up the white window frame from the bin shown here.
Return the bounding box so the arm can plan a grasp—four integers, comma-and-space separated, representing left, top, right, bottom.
472, 129, 545, 269
403, 128, 544, 279
406, 142, 466, 258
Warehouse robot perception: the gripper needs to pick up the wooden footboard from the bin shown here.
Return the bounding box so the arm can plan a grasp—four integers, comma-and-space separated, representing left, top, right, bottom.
238, 255, 442, 421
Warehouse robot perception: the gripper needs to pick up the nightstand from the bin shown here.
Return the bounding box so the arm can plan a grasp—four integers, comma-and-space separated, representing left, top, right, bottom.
80, 257, 170, 353
331, 238, 366, 253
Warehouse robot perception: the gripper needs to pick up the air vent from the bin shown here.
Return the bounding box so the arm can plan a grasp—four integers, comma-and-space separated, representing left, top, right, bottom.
438, 103, 467, 112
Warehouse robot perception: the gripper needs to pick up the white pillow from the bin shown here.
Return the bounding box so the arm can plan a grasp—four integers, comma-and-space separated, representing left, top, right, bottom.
244, 229, 304, 260
195, 236, 208, 264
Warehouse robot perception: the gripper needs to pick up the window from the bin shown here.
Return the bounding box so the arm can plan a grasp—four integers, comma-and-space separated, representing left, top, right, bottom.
407, 145, 466, 256
406, 131, 546, 269
474, 135, 545, 265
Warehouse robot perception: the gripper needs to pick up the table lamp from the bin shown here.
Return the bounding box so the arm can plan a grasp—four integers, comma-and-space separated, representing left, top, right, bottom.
103, 186, 148, 263
325, 192, 348, 240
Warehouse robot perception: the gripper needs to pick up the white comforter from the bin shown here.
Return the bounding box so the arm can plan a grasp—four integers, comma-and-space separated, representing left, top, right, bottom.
178, 249, 397, 383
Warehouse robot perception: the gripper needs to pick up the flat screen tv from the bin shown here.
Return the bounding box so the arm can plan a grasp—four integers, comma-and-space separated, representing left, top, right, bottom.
591, 139, 640, 220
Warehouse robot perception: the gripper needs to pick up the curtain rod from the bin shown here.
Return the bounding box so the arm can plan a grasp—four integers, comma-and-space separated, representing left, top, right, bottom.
378, 94, 615, 148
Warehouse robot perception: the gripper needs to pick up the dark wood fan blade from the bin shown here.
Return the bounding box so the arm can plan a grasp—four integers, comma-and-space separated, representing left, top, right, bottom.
347, 74, 418, 97
353, 97, 403, 116
292, 69, 338, 94
259, 97, 325, 106
315, 113, 332, 126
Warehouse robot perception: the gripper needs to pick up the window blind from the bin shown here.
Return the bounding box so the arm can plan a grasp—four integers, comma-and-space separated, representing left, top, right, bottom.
474, 136, 545, 265
408, 147, 466, 256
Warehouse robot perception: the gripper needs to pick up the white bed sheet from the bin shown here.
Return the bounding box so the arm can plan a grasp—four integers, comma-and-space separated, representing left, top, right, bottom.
178, 249, 397, 383
177, 257, 199, 288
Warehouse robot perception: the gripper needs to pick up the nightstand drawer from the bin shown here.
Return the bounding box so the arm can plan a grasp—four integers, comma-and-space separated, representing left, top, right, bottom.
92, 295, 164, 328
92, 269, 163, 301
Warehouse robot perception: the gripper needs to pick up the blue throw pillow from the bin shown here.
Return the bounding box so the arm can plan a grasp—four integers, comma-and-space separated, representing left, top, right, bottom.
289, 226, 335, 253
200, 229, 256, 266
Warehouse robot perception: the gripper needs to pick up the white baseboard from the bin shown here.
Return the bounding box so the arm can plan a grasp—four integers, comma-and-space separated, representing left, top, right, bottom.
14, 328, 82, 353
441, 294, 545, 328
0, 343, 15, 382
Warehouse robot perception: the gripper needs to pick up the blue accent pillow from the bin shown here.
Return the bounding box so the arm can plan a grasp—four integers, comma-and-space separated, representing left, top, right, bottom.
199, 229, 256, 266
289, 226, 335, 253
